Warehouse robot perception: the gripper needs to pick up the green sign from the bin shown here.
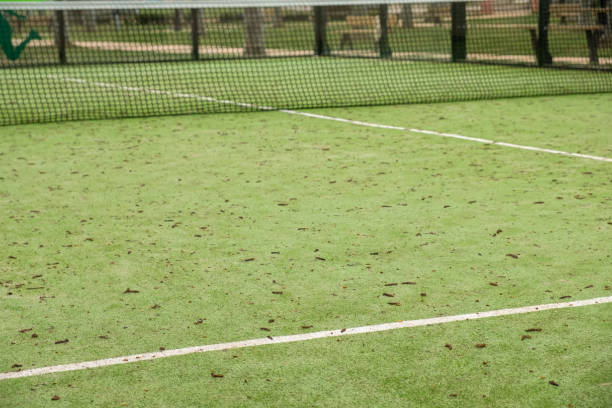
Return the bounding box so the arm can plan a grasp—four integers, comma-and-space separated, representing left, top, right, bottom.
1, 10, 41, 60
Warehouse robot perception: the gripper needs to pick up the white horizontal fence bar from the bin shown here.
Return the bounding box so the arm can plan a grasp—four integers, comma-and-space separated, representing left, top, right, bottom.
1, 0, 479, 11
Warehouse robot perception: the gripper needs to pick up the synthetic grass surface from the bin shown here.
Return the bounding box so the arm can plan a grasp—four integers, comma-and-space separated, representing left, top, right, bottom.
2, 58, 612, 126
1, 94, 611, 406
1, 305, 610, 407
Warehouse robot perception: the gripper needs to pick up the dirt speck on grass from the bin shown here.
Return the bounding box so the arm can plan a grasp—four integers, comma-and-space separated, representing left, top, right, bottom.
475, 343, 486, 348
211, 372, 224, 378
444, 344, 452, 350
506, 253, 519, 259
123, 288, 139, 294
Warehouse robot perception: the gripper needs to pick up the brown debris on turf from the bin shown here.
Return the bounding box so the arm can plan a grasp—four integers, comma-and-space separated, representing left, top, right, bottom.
549, 380, 559, 386
521, 335, 531, 341
272, 291, 283, 295
475, 343, 486, 348
243, 258, 255, 262
506, 253, 519, 259
525, 328, 542, 332
388, 302, 401, 306
401, 281, 416, 285
301, 325, 313, 329
54, 339, 69, 344
211, 372, 224, 378
444, 344, 452, 350
382, 293, 394, 297
18, 328, 32, 333
123, 288, 139, 293
559, 295, 571, 299
384, 283, 398, 286
489, 282, 498, 286
51, 395, 60, 401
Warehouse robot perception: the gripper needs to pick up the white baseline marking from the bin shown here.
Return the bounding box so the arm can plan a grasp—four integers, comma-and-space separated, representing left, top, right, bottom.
2, 296, 611, 381
51, 75, 612, 163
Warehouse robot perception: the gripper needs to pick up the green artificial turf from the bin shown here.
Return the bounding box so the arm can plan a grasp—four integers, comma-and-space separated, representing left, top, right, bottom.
0, 94, 610, 406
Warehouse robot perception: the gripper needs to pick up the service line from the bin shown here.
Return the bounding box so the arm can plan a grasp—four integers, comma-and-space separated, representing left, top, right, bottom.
2, 296, 611, 381
50, 75, 612, 163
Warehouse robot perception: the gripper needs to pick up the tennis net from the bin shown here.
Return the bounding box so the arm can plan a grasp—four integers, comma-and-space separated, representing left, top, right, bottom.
1, 0, 611, 125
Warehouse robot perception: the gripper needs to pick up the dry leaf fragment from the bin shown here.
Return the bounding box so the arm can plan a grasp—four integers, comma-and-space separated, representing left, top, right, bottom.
584, 285, 594, 289
559, 295, 571, 299
315, 256, 326, 261
382, 293, 394, 297
388, 302, 401, 306
401, 281, 416, 285
301, 325, 313, 329
54, 339, 69, 344
449, 394, 457, 398
506, 253, 519, 259
123, 288, 139, 294
521, 335, 531, 341
549, 380, 559, 386
51, 395, 60, 401
151, 304, 161, 309
340, 328, 346, 333
444, 344, 452, 350
11, 364, 22, 368
475, 343, 486, 348
211, 372, 224, 378
384, 283, 398, 286
243, 258, 255, 262
18, 328, 32, 333
272, 291, 283, 295
260, 327, 271, 331
489, 282, 498, 286
420, 293, 427, 297
525, 328, 542, 332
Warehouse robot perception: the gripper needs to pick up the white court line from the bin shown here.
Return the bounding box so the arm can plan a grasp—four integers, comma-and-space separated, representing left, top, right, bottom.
2, 296, 611, 381
50, 75, 612, 163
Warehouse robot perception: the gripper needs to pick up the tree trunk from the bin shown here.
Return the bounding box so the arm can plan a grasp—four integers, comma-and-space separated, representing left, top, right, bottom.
273, 7, 284, 28
401, 4, 413, 29
174, 9, 182, 31
244, 8, 265, 57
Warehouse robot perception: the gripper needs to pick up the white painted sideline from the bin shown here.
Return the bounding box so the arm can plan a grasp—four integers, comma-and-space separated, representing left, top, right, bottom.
2, 296, 611, 381
50, 75, 612, 163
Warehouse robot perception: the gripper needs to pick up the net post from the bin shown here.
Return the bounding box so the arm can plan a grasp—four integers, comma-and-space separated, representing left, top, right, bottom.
537, 0, 552, 66
55, 10, 67, 65
378, 4, 392, 58
451, 2, 467, 62
314, 6, 330, 56
191, 9, 200, 61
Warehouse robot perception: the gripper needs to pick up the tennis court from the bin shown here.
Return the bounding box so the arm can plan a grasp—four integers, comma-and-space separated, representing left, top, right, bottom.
1, 1, 611, 407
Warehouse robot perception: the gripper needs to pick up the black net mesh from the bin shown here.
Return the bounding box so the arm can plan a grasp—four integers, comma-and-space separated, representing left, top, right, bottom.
1, 0, 610, 125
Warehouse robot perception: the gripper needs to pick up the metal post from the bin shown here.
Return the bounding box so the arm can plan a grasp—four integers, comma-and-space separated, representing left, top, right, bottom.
378, 4, 392, 58
314, 6, 330, 56
451, 3, 467, 62
537, 0, 553, 65
55, 10, 67, 64
191, 9, 200, 60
